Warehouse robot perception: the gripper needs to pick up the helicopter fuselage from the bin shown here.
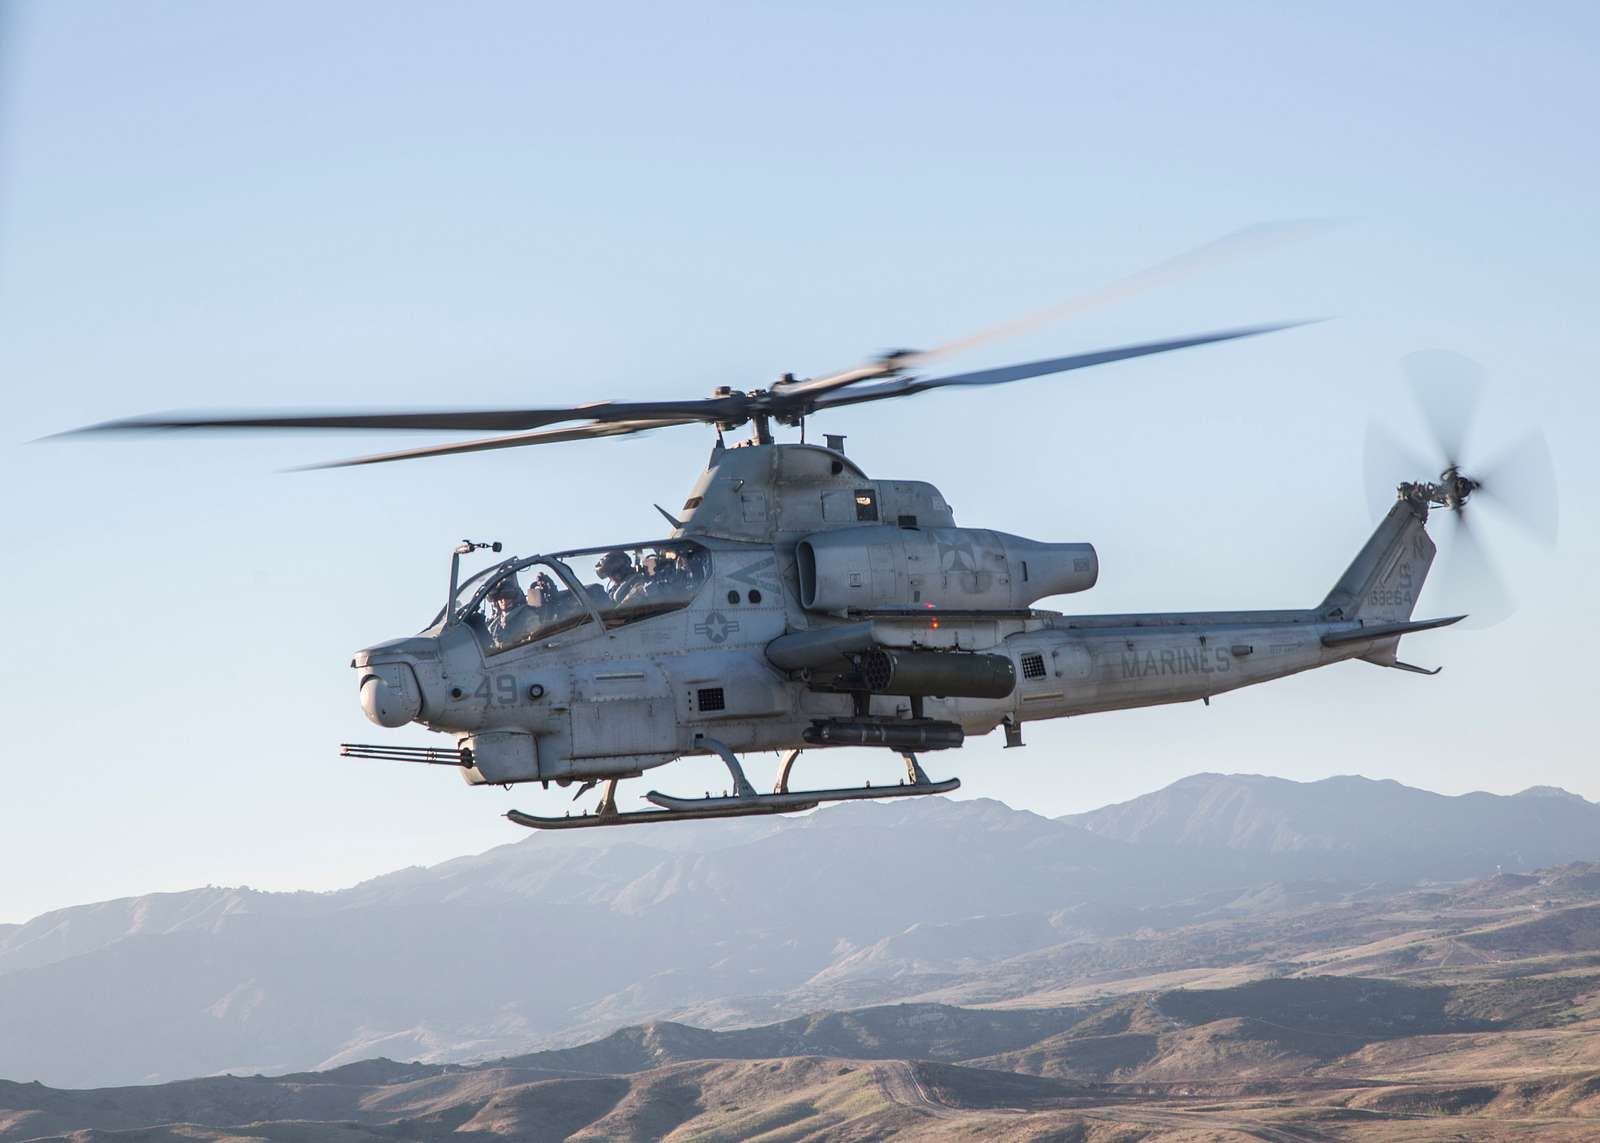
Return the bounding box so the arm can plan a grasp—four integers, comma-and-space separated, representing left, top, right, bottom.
350, 441, 1453, 810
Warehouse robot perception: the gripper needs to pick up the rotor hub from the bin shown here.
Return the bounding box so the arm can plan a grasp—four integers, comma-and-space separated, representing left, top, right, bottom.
1398, 467, 1482, 515
1441, 466, 1481, 511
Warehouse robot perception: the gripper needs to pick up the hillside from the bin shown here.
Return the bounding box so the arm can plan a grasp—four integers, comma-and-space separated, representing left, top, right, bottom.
3, 775, 1597, 1088
3, 859, 1599, 1140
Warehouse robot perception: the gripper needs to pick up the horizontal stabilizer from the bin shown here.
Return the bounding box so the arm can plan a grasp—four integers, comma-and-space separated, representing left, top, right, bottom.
1321, 614, 1466, 647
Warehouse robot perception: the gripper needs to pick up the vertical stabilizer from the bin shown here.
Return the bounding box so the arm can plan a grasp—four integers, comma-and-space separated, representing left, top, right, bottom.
1320, 498, 1436, 623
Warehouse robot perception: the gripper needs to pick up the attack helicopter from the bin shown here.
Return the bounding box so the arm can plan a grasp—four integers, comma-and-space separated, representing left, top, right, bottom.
69, 230, 1556, 829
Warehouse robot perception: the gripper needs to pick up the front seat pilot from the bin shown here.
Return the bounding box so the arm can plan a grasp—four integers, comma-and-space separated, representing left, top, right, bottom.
485, 576, 527, 643
596, 549, 638, 603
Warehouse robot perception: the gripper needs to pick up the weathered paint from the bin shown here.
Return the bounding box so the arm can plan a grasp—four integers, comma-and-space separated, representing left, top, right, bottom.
352, 444, 1449, 790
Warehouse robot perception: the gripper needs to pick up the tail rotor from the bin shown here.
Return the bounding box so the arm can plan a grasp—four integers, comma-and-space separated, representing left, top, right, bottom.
1363, 351, 1558, 628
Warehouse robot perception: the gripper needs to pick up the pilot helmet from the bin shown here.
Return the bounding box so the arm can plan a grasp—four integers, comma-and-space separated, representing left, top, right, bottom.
596, 550, 632, 579
489, 575, 522, 605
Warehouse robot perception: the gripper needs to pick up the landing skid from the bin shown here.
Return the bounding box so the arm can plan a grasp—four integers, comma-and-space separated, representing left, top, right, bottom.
646, 778, 958, 814
505, 741, 959, 830
506, 799, 811, 830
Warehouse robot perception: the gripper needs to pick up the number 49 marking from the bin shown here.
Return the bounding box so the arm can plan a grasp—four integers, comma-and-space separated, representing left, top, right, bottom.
473, 674, 521, 704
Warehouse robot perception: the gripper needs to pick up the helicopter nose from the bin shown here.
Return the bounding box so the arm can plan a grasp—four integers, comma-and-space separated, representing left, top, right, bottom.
358, 661, 423, 728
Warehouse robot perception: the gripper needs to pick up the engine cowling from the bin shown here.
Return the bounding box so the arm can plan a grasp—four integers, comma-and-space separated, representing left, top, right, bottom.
796, 525, 1096, 614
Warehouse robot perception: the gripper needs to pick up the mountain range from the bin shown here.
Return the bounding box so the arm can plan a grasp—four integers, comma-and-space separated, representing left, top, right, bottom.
6, 855, 1600, 1139
1065, 771, 1598, 875
3, 772, 1596, 1089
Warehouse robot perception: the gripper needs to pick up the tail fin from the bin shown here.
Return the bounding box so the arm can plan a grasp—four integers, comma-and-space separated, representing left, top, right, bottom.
1321, 499, 1437, 623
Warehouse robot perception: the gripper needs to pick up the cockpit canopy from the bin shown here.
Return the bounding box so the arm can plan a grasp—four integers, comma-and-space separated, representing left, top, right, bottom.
443, 540, 710, 654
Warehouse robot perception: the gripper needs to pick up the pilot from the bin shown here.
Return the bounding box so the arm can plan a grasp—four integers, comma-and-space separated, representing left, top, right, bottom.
618, 553, 663, 606
485, 577, 527, 643
595, 549, 639, 604
525, 571, 558, 610
653, 550, 684, 585
673, 547, 705, 588
623, 551, 685, 605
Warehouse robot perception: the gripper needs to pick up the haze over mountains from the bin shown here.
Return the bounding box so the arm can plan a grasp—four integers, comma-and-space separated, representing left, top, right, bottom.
7, 841, 1600, 1140
3, 772, 1597, 1090
1065, 772, 1600, 877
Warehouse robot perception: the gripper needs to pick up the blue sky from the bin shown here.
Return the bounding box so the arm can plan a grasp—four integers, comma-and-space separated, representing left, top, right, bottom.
4, 2, 1598, 923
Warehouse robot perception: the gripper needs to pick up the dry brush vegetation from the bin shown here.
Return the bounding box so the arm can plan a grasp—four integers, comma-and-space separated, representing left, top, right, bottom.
5, 860, 1600, 1140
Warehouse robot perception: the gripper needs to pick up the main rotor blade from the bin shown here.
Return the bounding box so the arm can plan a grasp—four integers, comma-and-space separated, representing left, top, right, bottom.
297, 418, 701, 470
905, 219, 1338, 369
1403, 349, 1485, 469
812, 321, 1315, 411
61, 399, 737, 437
779, 219, 1337, 403
1473, 428, 1559, 547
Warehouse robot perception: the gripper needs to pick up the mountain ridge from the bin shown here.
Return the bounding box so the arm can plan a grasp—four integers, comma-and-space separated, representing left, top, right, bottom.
1061, 772, 1598, 867
3, 773, 1597, 1088
5, 860, 1600, 1143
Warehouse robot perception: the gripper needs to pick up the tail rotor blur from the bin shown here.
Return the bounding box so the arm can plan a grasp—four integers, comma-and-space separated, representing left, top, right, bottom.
1363, 351, 1557, 629
1474, 430, 1559, 547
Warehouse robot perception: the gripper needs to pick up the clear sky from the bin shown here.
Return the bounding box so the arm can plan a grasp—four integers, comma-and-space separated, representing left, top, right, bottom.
4, 2, 1598, 924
